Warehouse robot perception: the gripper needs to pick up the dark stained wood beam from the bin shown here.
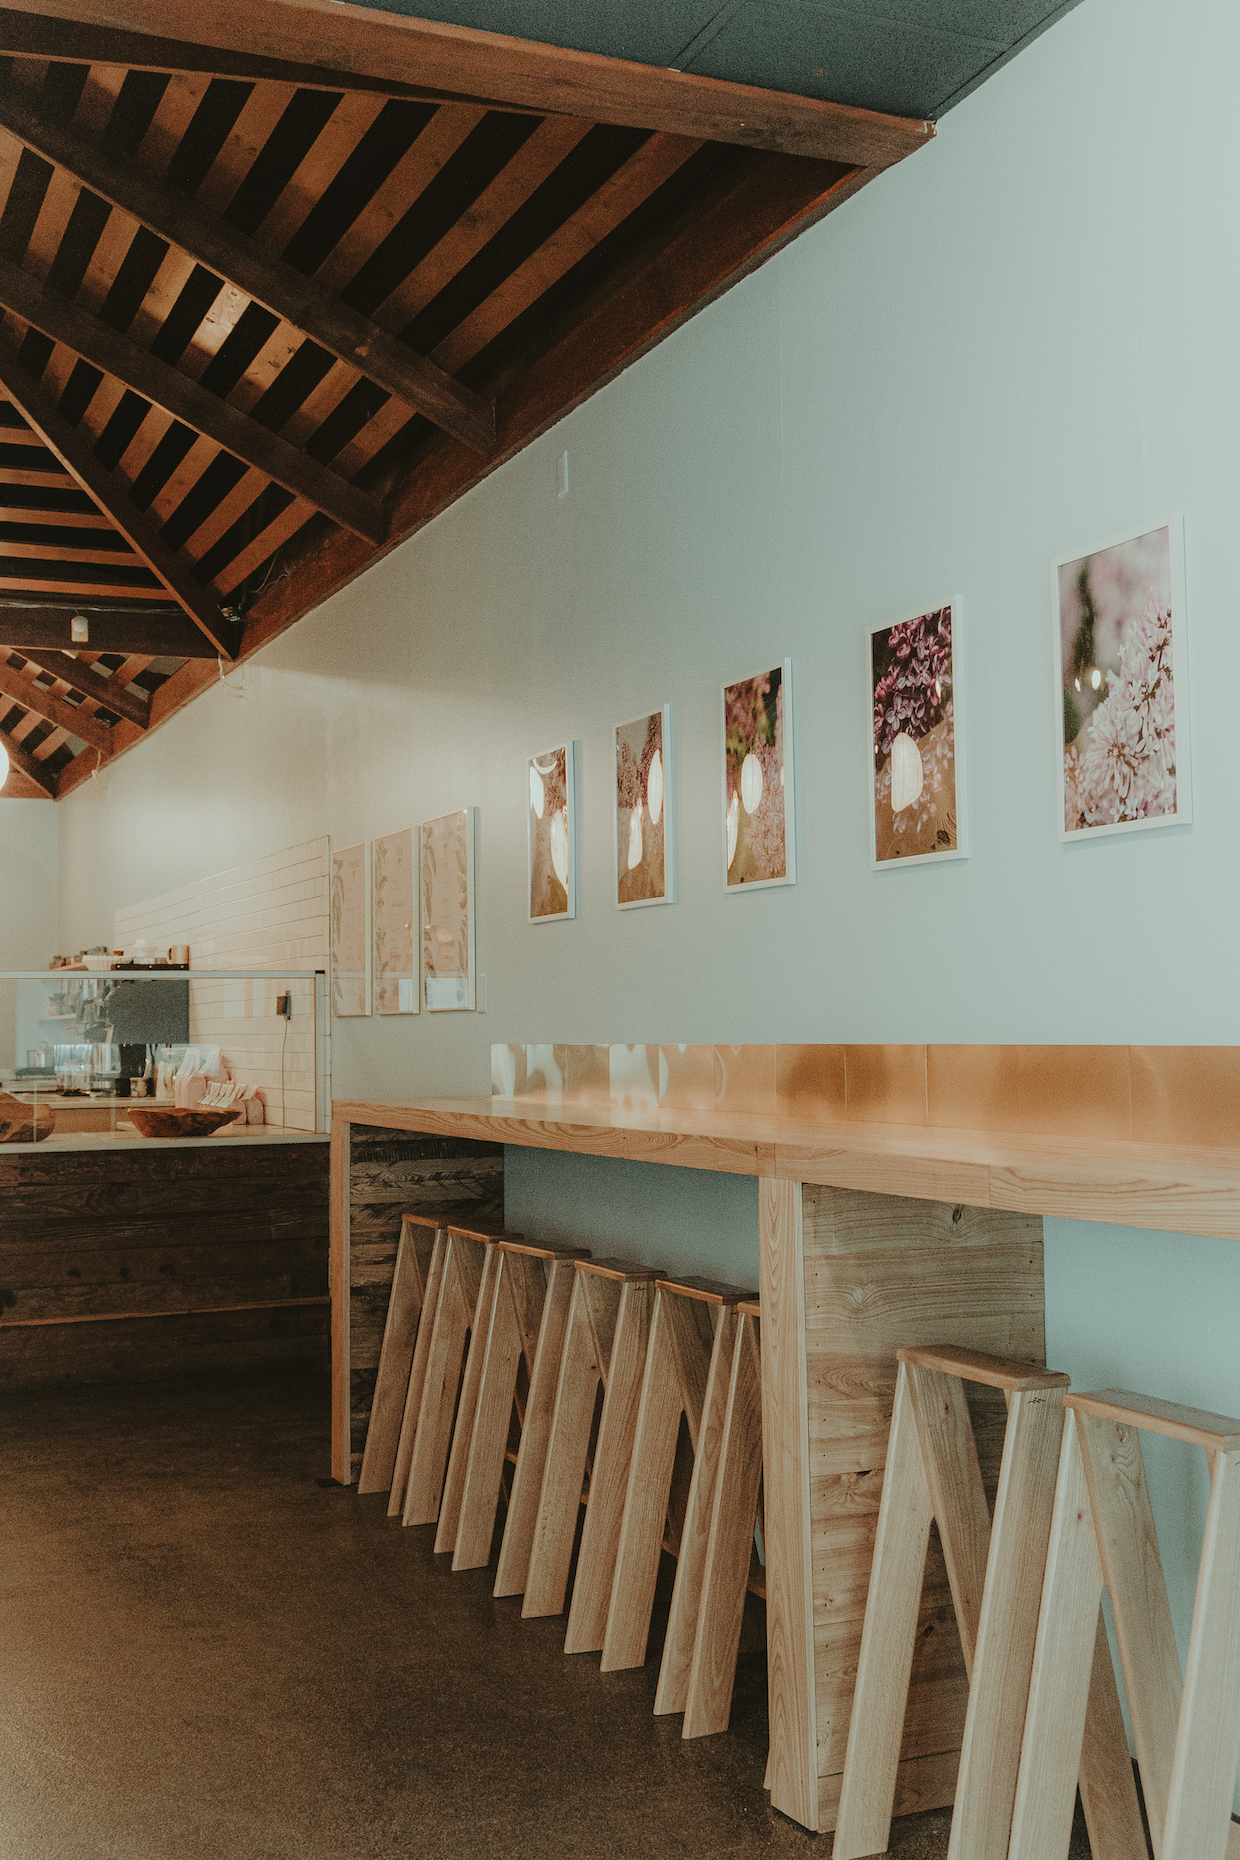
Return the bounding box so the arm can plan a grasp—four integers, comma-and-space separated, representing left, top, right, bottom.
0, 604, 217, 659
11, 0, 935, 168
0, 87, 497, 457
0, 339, 235, 657
0, 256, 386, 545
0, 723, 57, 794
2, 648, 150, 727
0, 659, 114, 751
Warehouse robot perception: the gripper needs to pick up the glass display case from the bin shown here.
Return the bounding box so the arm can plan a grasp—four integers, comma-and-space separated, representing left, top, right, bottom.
0, 970, 329, 1141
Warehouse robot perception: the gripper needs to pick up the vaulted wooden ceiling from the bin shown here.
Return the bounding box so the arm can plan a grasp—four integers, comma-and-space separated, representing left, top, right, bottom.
0, 0, 931, 800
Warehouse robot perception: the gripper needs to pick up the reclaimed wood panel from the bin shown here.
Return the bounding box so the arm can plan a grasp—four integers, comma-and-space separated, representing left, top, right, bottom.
0, 1298, 327, 1386
342, 1121, 503, 1481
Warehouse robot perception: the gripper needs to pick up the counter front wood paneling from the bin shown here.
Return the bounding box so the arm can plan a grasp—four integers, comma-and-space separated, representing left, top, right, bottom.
0, 1139, 330, 1386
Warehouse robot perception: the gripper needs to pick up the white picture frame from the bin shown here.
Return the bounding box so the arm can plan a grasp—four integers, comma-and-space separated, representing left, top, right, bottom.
528, 741, 577, 922
1052, 516, 1190, 842
721, 659, 795, 890
330, 840, 370, 1016
614, 705, 673, 910
420, 808, 476, 1011
867, 599, 968, 870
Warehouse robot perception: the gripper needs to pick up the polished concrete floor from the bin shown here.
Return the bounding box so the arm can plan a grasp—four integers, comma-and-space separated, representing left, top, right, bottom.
0, 1370, 1099, 1859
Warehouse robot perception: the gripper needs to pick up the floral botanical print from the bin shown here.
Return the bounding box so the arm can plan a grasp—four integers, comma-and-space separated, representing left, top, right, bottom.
870, 607, 959, 863
723, 666, 790, 885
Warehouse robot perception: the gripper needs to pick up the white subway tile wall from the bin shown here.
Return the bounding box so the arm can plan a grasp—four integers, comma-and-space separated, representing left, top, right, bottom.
114, 839, 328, 1130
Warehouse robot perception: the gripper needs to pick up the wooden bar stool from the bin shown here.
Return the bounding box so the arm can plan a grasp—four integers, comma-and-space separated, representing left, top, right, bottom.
1010, 1388, 1240, 1860
601, 1275, 755, 1678
401, 1219, 520, 1529
522, 1256, 663, 1635
680, 1296, 764, 1739
834, 1344, 1139, 1860
357, 1212, 443, 1498
443, 1235, 590, 1572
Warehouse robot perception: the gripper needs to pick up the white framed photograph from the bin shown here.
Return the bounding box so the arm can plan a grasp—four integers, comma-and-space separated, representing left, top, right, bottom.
421, 809, 476, 1011
868, 601, 967, 868
373, 827, 417, 1014
1053, 517, 1190, 841
330, 841, 370, 1016
528, 742, 576, 921
722, 660, 795, 889
615, 705, 672, 910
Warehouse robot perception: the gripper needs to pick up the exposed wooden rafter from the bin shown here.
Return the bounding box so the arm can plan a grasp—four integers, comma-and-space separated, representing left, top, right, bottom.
0, 257, 386, 544
0, 723, 57, 795
6, 650, 151, 727
0, 657, 114, 749
0, 341, 235, 656
0, 606, 219, 661
4, 0, 934, 166
0, 86, 497, 457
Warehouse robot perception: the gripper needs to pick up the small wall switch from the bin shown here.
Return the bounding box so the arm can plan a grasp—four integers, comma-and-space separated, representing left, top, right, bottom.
556, 450, 569, 499
276, 994, 292, 1019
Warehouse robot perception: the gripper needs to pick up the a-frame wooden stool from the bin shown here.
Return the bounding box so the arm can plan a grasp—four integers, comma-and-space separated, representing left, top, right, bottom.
1010, 1388, 1240, 1860
439, 1233, 590, 1571
599, 1277, 756, 1690
401, 1218, 521, 1529
522, 1256, 663, 1642
834, 1344, 1141, 1860
357, 1212, 444, 1500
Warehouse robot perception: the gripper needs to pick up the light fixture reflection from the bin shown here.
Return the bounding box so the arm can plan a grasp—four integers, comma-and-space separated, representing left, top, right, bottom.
550, 808, 570, 887
0, 737, 8, 790
739, 750, 763, 815
647, 748, 663, 828
529, 764, 545, 819
726, 791, 739, 868
627, 807, 643, 870
1090, 668, 1102, 690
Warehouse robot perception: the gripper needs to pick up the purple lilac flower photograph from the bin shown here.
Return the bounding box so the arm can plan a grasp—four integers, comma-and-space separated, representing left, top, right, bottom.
616, 708, 669, 907
1055, 522, 1188, 838
529, 744, 575, 920
869, 605, 963, 865
723, 662, 794, 888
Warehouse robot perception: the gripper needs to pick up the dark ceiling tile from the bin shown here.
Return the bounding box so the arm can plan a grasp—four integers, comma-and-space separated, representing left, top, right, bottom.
684, 2, 999, 115
792, 0, 1050, 42
332, 0, 718, 69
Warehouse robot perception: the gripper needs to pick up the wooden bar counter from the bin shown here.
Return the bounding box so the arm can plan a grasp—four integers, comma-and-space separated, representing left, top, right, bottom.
1, 1127, 329, 1388
332, 1076, 1240, 1835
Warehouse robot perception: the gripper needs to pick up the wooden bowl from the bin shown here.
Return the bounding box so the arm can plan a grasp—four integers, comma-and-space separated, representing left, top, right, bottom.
126, 1105, 242, 1140
0, 1090, 53, 1142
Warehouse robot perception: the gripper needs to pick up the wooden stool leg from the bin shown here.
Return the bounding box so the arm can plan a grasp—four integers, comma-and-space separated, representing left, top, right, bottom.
565, 1280, 655, 1655
453, 1253, 527, 1571
1076, 1409, 1183, 1856
402, 1242, 471, 1526
435, 1244, 501, 1555
1009, 1411, 1146, 1860
495, 1256, 576, 1599
904, 1361, 991, 1677
357, 1222, 433, 1494
834, 1361, 935, 1860
945, 1385, 1066, 1860
682, 1311, 764, 1737
600, 1292, 684, 1672
386, 1227, 446, 1517
523, 1275, 607, 1618
655, 1305, 738, 1716
1162, 1447, 1240, 1860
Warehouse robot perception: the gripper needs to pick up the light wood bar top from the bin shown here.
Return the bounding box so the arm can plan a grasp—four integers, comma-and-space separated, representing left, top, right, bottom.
333, 1096, 1240, 1244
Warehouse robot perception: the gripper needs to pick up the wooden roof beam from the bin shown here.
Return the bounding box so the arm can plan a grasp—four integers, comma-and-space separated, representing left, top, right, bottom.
0, 649, 150, 727
0, 722, 57, 794
0, 256, 386, 546
0, 603, 217, 659
4, 0, 935, 168
0, 87, 497, 457
0, 338, 235, 656
0, 659, 113, 751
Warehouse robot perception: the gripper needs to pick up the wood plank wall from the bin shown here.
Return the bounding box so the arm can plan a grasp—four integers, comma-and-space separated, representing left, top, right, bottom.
0, 1139, 330, 1386
346, 1123, 503, 1478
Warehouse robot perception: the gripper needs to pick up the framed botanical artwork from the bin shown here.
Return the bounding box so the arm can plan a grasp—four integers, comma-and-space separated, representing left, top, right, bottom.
722, 660, 795, 889
330, 841, 370, 1016
1053, 517, 1190, 840
421, 809, 476, 1010
528, 742, 576, 921
615, 706, 672, 909
868, 602, 967, 868
372, 827, 417, 1014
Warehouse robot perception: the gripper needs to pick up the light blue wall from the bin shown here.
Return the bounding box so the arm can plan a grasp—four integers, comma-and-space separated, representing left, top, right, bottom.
51, 0, 1240, 1781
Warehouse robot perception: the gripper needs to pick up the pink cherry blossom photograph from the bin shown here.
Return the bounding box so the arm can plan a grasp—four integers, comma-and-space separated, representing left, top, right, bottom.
722, 661, 795, 889
868, 601, 967, 868
615, 706, 672, 909
1054, 519, 1190, 841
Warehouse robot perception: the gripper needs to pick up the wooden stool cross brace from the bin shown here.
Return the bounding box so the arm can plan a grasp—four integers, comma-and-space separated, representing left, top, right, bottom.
834, 1344, 1141, 1860
358, 1212, 444, 1500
